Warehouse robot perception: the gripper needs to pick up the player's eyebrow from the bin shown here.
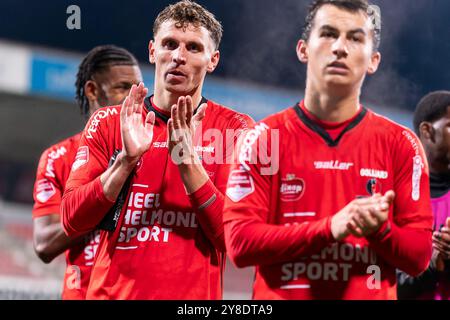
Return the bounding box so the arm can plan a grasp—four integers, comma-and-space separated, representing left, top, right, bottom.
319, 25, 367, 36
319, 25, 339, 34
114, 81, 133, 88
160, 36, 178, 44
348, 28, 366, 36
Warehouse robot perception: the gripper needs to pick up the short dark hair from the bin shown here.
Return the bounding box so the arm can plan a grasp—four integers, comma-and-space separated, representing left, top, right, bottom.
301, 0, 381, 51
75, 45, 138, 117
153, 0, 223, 50
413, 91, 450, 135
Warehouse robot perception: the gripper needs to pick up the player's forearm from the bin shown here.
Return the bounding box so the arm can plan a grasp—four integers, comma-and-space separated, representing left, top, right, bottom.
62, 177, 115, 237
367, 222, 432, 276
33, 222, 84, 263
100, 152, 138, 201
188, 179, 226, 252
178, 160, 209, 194
225, 217, 334, 268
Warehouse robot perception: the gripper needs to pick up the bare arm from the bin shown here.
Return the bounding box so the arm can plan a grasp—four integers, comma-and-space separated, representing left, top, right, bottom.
33, 214, 84, 263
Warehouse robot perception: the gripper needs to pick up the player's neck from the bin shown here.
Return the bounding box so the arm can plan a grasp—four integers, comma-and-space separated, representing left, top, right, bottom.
304, 90, 361, 123
428, 160, 450, 178
153, 87, 203, 112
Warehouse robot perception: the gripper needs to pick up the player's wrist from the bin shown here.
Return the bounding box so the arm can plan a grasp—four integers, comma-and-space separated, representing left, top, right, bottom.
117, 152, 140, 168
366, 220, 391, 242
177, 152, 201, 167
330, 215, 347, 241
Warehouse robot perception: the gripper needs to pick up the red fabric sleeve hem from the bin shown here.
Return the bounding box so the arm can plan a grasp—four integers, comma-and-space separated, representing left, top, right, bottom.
188, 179, 226, 252
367, 221, 432, 276
93, 176, 116, 206
188, 179, 216, 207
62, 176, 116, 237
323, 216, 335, 242
366, 220, 391, 241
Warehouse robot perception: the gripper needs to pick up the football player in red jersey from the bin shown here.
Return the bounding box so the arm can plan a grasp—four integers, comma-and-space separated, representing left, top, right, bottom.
223, 0, 433, 300
61, 1, 253, 299
32, 45, 142, 299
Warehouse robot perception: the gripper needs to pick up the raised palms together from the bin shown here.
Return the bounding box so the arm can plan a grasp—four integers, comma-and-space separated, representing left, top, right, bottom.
120, 82, 155, 163
167, 96, 206, 165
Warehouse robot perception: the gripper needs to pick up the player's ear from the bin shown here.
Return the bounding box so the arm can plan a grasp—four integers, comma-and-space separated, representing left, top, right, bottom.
419, 122, 435, 143
207, 50, 220, 73
367, 51, 381, 75
84, 80, 98, 102
297, 39, 309, 64
149, 40, 156, 64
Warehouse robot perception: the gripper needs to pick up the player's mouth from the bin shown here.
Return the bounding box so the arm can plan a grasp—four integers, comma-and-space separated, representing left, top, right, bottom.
326, 61, 350, 74
166, 69, 187, 80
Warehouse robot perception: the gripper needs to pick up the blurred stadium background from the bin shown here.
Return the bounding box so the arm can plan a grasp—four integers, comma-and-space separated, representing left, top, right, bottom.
0, 0, 449, 299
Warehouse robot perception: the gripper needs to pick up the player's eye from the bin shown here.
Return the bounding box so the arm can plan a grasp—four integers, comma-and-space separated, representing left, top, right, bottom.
321, 31, 337, 38
121, 83, 133, 90
114, 83, 131, 91
164, 40, 178, 50
187, 43, 201, 52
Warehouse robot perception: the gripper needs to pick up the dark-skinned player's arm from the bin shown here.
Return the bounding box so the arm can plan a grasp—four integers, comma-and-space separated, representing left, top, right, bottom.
33, 214, 84, 263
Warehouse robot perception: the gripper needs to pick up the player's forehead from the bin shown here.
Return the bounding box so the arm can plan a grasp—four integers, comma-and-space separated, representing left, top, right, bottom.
101, 65, 142, 83
437, 106, 450, 125
155, 19, 214, 46
312, 4, 373, 34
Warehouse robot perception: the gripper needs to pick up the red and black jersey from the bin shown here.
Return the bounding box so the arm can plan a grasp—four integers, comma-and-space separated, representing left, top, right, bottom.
62, 96, 253, 299
32, 133, 99, 300
224, 101, 433, 300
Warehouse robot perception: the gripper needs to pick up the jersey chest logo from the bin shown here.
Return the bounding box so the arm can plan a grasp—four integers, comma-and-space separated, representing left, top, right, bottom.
280, 175, 305, 202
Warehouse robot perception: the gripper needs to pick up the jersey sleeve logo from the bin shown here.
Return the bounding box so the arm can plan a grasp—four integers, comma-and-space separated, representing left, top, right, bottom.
239, 122, 269, 171
412, 155, 424, 201
45, 146, 67, 178
86, 108, 118, 139
226, 169, 255, 202
401, 130, 424, 201
71, 146, 89, 172
35, 179, 56, 203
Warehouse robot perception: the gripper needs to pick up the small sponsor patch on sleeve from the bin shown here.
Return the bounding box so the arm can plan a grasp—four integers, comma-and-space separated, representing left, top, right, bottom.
226, 169, 255, 202
71, 146, 89, 172
35, 179, 56, 203
411, 155, 424, 201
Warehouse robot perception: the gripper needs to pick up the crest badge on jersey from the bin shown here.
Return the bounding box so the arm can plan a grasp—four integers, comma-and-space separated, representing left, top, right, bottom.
366, 178, 382, 196
36, 179, 56, 203
72, 146, 89, 172
226, 169, 255, 202
280, 175, 305, 202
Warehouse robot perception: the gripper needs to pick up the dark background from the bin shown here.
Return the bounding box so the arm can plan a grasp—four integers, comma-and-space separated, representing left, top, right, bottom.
1, 0, 449, 111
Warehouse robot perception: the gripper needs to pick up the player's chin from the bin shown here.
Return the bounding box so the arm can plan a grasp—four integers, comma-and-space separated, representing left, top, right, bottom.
166, 84, 194, 96
323, 78, 355, 89
323, 72, 352, 81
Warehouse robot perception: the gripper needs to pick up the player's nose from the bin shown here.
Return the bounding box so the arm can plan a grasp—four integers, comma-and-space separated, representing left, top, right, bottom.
332, 36, 349, 59
172, 45, 187, 64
